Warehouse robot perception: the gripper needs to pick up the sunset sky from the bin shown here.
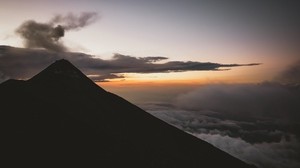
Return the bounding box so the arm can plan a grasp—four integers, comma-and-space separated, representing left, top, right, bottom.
1, 1, 300, 167
1, 0, 299, 87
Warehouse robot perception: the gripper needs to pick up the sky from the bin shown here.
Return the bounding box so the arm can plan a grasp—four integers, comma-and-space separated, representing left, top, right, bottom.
1, 1, 300, 167
1, 0, 299, 86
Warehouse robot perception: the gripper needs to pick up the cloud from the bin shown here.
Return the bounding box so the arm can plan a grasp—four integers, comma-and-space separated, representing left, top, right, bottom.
146, 104, 298, 143
49, 12, 98, 31
16, 21, 67, 52
88, 73, 125, 82
104, 54, 260, 73
15, 12, 98, 52
0, 71, 8, 83
0, 46, 260, 83
194, 133, 300, 168
145, 103, 300, 168
141, 82, 300, 168
275, 60, 300, 84
175, 83, 300, 122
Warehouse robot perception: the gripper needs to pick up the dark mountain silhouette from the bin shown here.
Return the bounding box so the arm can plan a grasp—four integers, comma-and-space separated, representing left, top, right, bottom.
1, 59, 256, 167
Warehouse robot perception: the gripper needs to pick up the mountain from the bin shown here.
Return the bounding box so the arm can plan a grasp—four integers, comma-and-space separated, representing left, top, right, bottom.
1, 59, 256, 167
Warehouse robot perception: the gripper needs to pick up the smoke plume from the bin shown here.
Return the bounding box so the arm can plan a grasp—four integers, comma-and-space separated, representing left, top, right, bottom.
50, 12, 98, 30
16, 12, 98, 52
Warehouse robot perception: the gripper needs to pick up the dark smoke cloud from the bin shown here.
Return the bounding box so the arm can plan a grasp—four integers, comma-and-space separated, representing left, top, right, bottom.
16, 21, 67, 52
49, 12, 98, 30
0, 46, 260, 83
15, 12, 98, 52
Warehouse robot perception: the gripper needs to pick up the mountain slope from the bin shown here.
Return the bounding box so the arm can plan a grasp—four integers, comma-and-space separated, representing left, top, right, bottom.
1, 59, 255, 167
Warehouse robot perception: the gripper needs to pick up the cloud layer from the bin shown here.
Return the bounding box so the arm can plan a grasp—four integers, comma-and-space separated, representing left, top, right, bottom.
175, 83, 300, 122
142, 83, 300, 168
275, 60, 300, 84
0, 46, 260, 83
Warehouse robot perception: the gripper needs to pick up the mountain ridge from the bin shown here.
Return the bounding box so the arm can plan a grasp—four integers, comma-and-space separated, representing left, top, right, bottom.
1, 59, 256, 168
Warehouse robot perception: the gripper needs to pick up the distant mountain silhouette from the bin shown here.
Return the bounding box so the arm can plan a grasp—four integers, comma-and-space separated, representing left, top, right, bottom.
1, 59, 256, 167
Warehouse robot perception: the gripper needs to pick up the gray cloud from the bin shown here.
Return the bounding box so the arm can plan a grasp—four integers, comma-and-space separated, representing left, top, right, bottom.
175, 83, 300, 122
0, 46, 259, 83
275, 60, 300, 84
108, 54, 260, 73
88, 73, 125, 82
49, 12, 98, 31
15, 12, 98, 52
141, 81, 300, 168
16, 21, 67, 52
194, 133, 300, 168
145, 102, 300, 168
145, 103, 298, 144
0, 71, 8, 83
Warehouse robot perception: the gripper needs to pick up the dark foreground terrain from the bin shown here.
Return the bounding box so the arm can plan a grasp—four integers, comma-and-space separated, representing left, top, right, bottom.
1, 59, 255, 167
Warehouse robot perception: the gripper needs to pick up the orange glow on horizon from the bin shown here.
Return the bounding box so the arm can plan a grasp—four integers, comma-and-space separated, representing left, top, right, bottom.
97, 65, 268, 88
97, 76, 260, 88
